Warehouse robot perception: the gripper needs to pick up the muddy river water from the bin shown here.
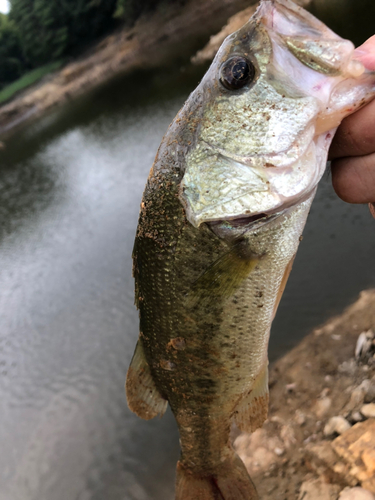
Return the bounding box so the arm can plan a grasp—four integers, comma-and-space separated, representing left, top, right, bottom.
1, 6, 375, 499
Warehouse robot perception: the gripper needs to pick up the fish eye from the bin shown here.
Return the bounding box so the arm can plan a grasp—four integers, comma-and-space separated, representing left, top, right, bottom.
219, 56, 255, 90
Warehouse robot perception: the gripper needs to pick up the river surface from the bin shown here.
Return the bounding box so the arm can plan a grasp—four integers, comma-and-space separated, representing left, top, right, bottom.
1, 16, 375, 500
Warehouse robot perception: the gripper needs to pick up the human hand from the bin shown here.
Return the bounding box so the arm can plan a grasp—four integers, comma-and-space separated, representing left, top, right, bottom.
329, 35, 375, 214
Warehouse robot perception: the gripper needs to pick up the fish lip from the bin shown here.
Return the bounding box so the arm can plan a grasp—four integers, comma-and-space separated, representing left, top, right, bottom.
207, 186, 316, 232
208, 208, 285, 231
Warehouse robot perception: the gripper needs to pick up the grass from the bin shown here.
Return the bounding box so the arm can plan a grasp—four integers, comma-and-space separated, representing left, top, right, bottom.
0, 60, 64, 105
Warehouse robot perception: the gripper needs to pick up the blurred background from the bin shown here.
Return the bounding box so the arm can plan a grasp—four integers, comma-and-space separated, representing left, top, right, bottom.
0, 1, 375, 499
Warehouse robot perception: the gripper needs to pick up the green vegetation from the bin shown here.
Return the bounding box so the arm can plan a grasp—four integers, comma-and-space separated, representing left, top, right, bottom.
114, 0, 186, 21
0, 60, 63, 104
9, 0, 118, 67
0, 0, 187, 101
0, 12, 24, 88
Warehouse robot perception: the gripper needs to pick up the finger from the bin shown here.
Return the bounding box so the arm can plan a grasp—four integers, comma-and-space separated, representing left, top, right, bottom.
329, 98, 375, 160
353, 35, 375, 72
331, 151, 375, 203
329, 34, 375, 160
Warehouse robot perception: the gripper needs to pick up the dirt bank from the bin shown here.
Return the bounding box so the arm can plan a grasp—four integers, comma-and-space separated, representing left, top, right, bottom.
235, 290, 375, 499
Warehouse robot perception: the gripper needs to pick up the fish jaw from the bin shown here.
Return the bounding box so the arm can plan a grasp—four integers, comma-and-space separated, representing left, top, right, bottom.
180, 0, 375, 228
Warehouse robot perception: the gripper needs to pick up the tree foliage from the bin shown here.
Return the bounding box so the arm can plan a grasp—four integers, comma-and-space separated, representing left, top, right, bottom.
114, 0, 154, 21
113, 0, 186, 21
0, 13, 25, 88
9, 0, 118, 67
0, 0, 184, 91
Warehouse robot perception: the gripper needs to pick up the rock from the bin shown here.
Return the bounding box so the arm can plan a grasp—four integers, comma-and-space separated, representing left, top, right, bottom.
315, 396, 332, 419
243, 446, 277, 475
295, 409, 306, 426
303, 433, 318, 444
274, 447, 285, 456
339, 359, 358, 376
355, 330, 375, 361
321, 387, 331, 398
235, 428, 284, 476
285, 382, 297, 393
332, 419, 375, 493
351, 411, 365, 423
347, 381, 372, 412
233, 432, 251, 454
280, 424, 296, 448
298, 478, 341, 500
324, 416, 351, 437
361, 380, 373, 394
362, 448, 375, 475
364, 384, 375, 404
304, 441, 355, 485
252, 446, 276, 468
361, 404, 375, 419
239, 428, 265, 450
339, 487, 375, 500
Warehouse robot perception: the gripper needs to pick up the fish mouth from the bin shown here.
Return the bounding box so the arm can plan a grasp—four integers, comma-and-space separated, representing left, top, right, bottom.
208, 208, 286, 232
207, 183, 317, 234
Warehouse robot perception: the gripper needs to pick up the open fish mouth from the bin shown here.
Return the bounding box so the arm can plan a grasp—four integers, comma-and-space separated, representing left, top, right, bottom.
208, 208, 286, 232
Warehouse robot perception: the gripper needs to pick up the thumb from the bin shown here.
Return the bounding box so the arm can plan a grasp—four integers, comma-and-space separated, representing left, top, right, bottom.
353, 35, 375, 71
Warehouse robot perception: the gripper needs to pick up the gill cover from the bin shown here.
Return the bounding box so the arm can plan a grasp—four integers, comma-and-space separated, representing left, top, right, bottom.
180, 0, 375, 228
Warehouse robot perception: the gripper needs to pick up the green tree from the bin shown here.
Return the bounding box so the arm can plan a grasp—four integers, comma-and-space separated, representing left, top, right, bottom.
9, 0, 117, 67
0, 13, 25, 88
113, 0, 186, 22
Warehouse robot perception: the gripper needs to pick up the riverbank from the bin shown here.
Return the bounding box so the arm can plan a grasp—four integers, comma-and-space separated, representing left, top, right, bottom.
236, 290, 375, 499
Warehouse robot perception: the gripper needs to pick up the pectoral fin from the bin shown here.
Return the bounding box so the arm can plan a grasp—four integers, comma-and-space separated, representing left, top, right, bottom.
232, 362, 269, 433
126, 339, 168, 420
272, 253, 296, 320
187, 244, 260, 308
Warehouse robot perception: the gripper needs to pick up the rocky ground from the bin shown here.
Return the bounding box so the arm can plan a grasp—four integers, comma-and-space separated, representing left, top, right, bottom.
233, 290, 375, 500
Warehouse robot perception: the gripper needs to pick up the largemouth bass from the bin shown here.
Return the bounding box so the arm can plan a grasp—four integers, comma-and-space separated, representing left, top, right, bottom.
126, 1, 375, 498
